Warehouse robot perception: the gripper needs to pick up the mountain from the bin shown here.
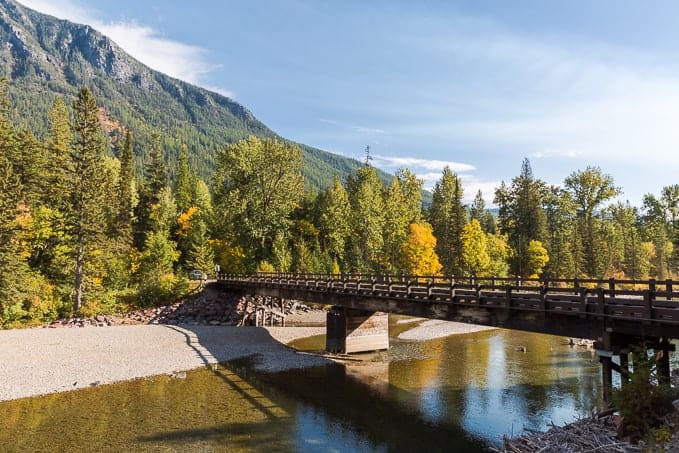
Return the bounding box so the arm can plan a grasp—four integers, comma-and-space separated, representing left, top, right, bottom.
0, 0, 376, 190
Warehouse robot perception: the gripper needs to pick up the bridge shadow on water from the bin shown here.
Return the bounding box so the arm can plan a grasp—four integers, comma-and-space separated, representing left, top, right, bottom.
133, 324, 491, 452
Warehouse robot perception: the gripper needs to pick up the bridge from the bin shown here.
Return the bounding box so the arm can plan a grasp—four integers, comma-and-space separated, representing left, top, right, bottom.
216, 273, 679, 403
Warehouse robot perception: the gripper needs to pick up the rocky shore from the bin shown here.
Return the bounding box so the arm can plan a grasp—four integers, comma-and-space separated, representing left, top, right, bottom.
46, 288, 321, 329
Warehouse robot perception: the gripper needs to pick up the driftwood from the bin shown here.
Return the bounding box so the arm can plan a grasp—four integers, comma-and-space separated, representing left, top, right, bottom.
492, 416, 641, 453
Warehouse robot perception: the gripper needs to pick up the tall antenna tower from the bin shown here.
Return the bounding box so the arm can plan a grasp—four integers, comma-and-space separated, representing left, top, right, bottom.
364, 145, 373, 166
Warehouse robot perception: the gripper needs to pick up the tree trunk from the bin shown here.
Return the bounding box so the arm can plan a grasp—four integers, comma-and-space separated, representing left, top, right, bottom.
74, 233, 84, 314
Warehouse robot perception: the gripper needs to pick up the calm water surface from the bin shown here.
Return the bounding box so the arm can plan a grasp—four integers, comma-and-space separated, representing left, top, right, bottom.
0, 319, 603, 452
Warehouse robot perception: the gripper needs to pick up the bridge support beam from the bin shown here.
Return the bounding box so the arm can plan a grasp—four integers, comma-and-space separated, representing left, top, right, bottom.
326, 307, 389, 354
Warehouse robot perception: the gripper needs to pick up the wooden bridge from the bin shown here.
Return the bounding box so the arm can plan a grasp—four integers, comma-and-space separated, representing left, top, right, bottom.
215, 273, 679, 403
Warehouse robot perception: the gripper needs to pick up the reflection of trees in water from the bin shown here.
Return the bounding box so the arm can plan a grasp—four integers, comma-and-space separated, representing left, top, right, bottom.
254, 360, 488, 452
0, 365, 298, 451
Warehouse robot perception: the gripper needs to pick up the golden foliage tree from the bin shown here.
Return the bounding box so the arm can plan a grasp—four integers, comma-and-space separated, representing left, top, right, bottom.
401, 222, 442, 275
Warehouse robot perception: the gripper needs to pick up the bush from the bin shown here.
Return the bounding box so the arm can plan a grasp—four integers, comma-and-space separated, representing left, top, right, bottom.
613, 347, 678, 439
137, 273, 189, 308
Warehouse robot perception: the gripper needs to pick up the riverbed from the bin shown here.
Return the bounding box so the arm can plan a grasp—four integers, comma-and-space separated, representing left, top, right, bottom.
0, 317, 603, 451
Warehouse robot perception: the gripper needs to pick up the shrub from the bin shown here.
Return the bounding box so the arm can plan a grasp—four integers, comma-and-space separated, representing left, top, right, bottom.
613, 347, 678, 439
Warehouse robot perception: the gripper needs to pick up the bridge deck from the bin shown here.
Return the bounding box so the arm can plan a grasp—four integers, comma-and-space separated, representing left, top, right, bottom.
215, 274, 679, 342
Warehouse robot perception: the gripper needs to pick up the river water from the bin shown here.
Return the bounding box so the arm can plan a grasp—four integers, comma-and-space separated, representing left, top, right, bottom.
0, 319, 603, 452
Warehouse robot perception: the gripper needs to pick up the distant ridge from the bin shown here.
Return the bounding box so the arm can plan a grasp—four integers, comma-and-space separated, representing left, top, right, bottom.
0, 0, 378, 190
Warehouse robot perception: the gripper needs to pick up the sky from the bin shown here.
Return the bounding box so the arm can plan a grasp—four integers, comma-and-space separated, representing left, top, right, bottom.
16, 0, 679, 205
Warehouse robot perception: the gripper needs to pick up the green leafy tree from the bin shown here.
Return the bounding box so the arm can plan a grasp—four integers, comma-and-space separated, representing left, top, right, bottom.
429, 166, 466, 275
346, 164, 385, 272
486, 233, 510, 277
316, 177, 351, 267
214, 136, 303, 267
137, 230, 181, 306
564, 166, 620, 277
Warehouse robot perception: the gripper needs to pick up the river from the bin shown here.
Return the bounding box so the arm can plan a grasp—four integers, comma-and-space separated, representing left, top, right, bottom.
0, 318, 603, 452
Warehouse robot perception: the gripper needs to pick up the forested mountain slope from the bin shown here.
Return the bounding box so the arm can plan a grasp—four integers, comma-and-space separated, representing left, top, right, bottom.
0, 0, 374, 189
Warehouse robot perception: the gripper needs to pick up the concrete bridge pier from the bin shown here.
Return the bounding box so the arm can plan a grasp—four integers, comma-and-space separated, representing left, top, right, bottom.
325, 307, 389, 354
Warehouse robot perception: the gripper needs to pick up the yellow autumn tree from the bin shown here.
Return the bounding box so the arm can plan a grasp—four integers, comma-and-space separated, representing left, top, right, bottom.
460, 219, 490, 276
525, 240, 549, 277
401, 222, 442, 275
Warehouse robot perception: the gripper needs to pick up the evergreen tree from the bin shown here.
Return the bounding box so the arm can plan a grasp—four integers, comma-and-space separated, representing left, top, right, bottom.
429, 166, 467, 275
69, 87, 107, 313
382, 177, 410, 273
116, 129, 135, 243
174, 144, 192, 213
46, 97, 72, 212
186, 218, 214, 275
135, 132, 168, 248
469, 189, 496, 233
542, 186, 576, 278
494, 159, 547, 276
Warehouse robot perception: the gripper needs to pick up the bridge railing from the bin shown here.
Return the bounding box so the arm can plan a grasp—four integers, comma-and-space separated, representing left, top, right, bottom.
215, 273, 679, 324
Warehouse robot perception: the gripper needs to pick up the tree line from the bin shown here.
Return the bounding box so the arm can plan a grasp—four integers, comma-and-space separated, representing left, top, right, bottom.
0, 82, 676, 326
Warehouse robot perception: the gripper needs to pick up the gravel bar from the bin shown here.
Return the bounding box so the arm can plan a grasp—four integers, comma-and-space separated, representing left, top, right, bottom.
398, 319, 496, 341
0, 324, 327, 402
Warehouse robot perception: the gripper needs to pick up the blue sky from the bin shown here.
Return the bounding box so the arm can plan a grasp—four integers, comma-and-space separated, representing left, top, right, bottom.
18, 0, 679, 205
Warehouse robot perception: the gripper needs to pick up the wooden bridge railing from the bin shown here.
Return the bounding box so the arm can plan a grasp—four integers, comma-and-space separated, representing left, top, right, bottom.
216, 273, 679, 326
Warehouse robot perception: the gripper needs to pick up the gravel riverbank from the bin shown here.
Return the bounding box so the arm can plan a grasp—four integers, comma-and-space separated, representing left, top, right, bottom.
0, 324, 326, 402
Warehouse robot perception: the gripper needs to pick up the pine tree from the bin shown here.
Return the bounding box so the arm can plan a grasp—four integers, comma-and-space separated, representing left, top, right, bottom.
135, 132, 168, 248
116, 129, 135, 243
429, 166, 467, 275
542, 186, 576, 278
174, 144, 192, 213
186, 218, 214, 275
46, 97, 72, 212
70, 87, 107, 313
469, 189, 496, 234
494, 159, 547, 276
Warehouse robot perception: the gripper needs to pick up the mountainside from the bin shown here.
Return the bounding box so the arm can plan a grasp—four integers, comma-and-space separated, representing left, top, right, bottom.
0, 0, 371, 189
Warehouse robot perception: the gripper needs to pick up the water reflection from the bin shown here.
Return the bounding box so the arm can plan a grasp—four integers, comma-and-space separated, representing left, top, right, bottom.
1, 323, 603, 452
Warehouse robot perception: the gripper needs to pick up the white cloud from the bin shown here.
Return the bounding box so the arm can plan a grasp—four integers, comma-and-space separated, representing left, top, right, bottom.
372, 155, 475, 173
531, 149, 581, 159
351, 125, 386, 134
17, 0, 231, 93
